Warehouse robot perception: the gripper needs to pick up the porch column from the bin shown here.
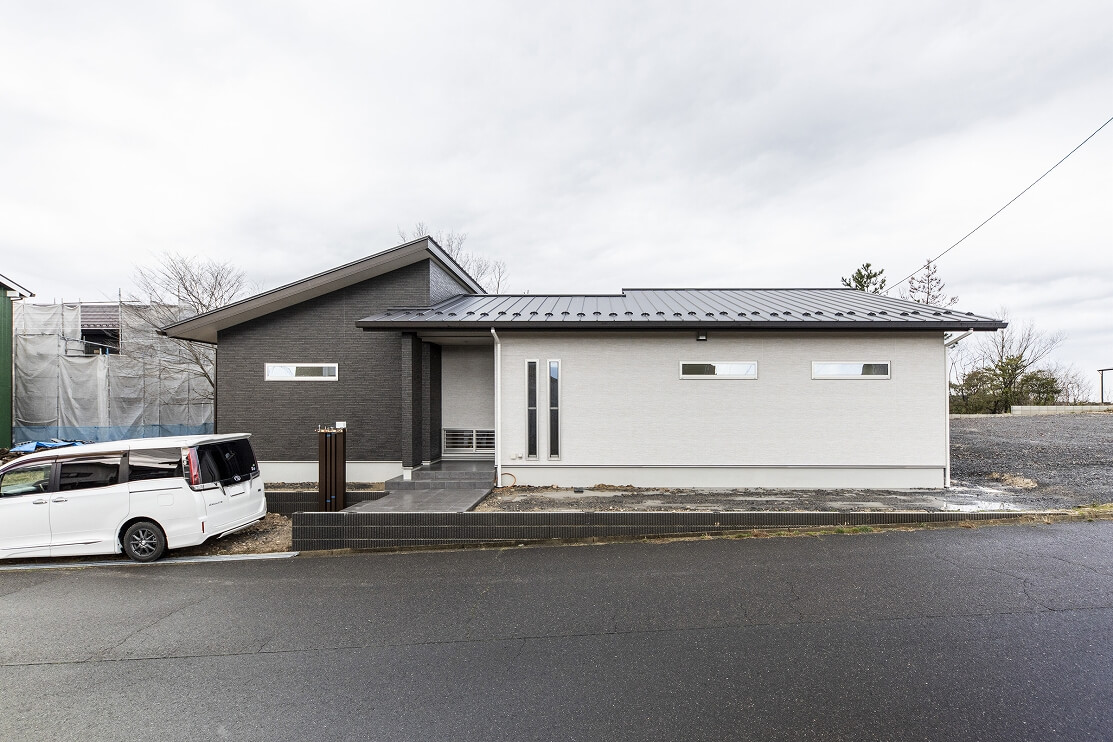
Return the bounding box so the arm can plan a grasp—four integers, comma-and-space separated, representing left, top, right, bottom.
400, 333, 423, 468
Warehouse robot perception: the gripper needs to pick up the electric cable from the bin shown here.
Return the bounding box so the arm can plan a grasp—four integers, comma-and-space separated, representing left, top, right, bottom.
886, 114, 1113, 294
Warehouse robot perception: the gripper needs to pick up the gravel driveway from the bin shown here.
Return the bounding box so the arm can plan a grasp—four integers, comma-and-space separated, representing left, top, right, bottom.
479, 413, 1113, 513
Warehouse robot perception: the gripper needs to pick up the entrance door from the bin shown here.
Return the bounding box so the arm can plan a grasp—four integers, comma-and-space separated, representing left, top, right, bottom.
441, 345, 495, 457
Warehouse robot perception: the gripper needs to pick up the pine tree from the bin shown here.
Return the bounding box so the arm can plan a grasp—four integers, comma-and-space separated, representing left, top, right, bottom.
840, 263, 887, 293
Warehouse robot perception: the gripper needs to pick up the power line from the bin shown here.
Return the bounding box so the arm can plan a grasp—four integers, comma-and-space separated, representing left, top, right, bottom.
887, 114, 1113, 294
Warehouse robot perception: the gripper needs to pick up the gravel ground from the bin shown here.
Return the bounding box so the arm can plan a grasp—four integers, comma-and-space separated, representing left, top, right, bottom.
949, 413, 1113, 506
478, 413, 1113, 513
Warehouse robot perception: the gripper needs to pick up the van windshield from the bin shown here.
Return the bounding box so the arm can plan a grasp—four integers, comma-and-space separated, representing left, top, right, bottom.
194, 439, 258, 485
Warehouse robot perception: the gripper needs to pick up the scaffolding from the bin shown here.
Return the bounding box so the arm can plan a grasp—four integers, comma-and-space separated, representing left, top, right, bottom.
11, 300, 214, 444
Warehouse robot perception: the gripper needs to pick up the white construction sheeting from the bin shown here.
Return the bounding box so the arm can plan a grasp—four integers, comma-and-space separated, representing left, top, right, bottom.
11, 302, 214, 443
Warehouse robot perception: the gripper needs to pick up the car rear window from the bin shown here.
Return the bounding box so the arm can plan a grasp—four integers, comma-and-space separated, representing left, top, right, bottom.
195, 439, 258, 485
129, 448, 184, 481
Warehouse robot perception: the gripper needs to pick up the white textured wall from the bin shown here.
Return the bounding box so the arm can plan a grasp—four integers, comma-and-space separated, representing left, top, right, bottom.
498, 331, 946, 472
441, 345, 495, 429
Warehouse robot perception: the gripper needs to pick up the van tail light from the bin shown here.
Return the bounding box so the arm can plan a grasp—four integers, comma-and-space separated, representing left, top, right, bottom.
186, 447, 201, 487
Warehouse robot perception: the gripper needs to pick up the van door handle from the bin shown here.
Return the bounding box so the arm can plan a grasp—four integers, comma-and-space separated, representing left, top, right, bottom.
33, 498, 47, 505
52, 497, 68, 503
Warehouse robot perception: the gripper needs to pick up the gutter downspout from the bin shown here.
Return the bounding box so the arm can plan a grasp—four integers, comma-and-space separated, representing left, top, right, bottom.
943, 329, 974, 487
490, 327, 501, 487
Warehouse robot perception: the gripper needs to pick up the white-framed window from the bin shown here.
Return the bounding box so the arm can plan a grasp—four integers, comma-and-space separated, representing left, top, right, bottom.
547, 360, 560, 460
526, 360, 539, 460
679, 361, 758, 379
811, 361, 890, 379
264, 363, 339, 381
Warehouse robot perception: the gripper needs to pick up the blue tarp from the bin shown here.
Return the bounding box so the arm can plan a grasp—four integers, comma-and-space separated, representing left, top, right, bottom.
10, 424, 214, 446
9, 440, 86, 453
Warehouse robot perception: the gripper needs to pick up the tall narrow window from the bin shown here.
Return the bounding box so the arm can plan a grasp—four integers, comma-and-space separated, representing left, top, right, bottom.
548, 360, 560, 459
526, 361, 538, 459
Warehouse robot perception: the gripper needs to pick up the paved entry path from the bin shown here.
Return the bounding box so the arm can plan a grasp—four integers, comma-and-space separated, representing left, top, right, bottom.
345, 460, 493, 513
345, 488, 491, 512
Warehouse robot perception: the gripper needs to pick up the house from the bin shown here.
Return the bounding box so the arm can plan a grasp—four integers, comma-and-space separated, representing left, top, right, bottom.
162, 238, 1006, 489
1, 272, 34, 449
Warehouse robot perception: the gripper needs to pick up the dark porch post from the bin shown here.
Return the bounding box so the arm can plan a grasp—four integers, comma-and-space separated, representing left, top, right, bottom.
400, 333, 423, 468
422, 342, 441, 464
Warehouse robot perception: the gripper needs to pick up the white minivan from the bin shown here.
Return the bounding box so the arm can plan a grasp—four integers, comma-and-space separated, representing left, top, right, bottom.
0, 434, 267, 562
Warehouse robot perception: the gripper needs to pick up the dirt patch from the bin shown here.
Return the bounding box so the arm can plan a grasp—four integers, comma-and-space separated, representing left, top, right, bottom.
989, 472, 1039, 489
176, 513, 292, 556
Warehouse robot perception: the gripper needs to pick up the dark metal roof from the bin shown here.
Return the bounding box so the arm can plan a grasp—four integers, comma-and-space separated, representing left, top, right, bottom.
357, 289, 1006, 331
160, 237, 485, 344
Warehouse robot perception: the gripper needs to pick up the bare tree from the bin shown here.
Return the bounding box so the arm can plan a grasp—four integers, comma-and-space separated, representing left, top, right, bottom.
399, 222, 508, 292
1045, 362, 1094, 404
973, 309, 1066, 411
121, 253, 249, 400
901, 259, 958, 307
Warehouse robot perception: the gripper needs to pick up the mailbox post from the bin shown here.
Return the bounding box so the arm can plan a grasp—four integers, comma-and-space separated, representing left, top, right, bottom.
317, 427, 346, 511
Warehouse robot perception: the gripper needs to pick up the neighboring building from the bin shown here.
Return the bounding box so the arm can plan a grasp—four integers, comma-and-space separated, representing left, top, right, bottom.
163, 238, 1006, 488
1, 272, 34, 449
11, 300, 213, 443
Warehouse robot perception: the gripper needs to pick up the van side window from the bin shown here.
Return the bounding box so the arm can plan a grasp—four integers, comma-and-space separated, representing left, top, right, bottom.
58, 458, 121, 492
129, 448, 184, 481
0, 463, 52, 497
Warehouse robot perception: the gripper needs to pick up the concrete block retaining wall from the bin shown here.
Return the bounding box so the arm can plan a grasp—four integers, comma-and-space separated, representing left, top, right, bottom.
292, 510, 1032, 551
1010, 405, 1113, 415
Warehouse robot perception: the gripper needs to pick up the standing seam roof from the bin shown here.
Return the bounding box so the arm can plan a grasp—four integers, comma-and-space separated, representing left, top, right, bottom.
357, 289, 1006, 330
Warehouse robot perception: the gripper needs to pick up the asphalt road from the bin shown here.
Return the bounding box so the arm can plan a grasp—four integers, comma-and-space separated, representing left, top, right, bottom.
2, 522, 1112, 742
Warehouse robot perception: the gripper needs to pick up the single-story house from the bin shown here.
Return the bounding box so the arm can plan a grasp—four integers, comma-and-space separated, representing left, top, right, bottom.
161, 238, 1006, 489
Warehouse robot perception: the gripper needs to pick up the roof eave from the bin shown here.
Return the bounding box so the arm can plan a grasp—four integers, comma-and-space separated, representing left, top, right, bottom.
0, 272, 33, 298
357, 320, 1008, 332
160, 237, 483, 342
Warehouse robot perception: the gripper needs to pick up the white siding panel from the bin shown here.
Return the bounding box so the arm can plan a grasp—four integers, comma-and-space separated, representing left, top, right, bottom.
441, 345, 495, 430
497, 331, 946, 485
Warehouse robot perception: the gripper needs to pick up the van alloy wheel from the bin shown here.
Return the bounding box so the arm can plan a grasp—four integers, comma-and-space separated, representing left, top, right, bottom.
122, 521, 167, 562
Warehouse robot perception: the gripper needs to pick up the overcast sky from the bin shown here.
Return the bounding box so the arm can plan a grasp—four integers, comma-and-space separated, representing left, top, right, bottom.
3, 1, 1111, 395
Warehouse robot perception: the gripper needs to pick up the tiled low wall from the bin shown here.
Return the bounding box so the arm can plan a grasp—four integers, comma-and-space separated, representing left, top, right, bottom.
266, 490, 386, 516
292, 510, 1033, 551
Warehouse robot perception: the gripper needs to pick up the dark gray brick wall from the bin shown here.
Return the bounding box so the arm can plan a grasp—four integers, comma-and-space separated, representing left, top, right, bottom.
423, 343, 442, 462
430, 259, 475, 303
217, 260, 437, 463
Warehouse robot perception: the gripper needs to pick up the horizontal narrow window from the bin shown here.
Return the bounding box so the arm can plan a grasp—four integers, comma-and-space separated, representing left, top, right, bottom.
812, 362, 890, 379
264, 363, 339, 381
679, 361, 757, 379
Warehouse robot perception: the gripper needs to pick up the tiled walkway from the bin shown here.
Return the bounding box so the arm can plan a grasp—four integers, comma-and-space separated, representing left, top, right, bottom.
344, 460, 494, 513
